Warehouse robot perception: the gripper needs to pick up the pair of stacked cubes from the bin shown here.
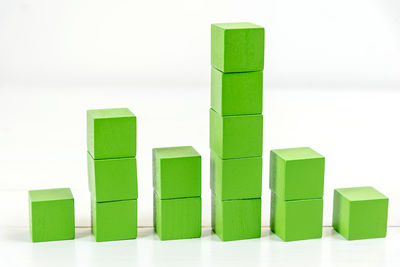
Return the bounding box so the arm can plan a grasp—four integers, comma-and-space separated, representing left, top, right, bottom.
270, 147, 325, 241
87, 108, 138, 242
153, 146, 202, 240
210, 22, 264, 241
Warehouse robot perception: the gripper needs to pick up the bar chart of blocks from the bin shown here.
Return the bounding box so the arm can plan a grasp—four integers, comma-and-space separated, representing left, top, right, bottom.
26, 22, 390, 244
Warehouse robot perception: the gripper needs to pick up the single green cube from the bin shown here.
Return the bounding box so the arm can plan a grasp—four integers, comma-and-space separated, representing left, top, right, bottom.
332, 186, 388, 240
87, 108, 136, 159
210, 150, 262, 200
211, 68, 263, 116
210, 109, 263, 159
152, 146, 201, 199
211, 22, 265, 73
153, 192, 201, 240
87, 153, 138, 202
28, 188, 75, 242
211, 194, 261, 241
91, 197, 137, 242
270, 192, 323, 241
270, 147, 325, 200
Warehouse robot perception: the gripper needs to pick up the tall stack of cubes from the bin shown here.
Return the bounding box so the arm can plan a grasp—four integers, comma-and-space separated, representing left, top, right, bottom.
152, 146, 202, 240
269, 147, 325, 241
210, 22, 265, 241
87, 108, 138, 242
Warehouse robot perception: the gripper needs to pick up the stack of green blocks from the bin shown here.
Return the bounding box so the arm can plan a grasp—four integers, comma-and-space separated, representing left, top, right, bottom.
210, 22, 264, 241
87, 108, 138, 242
269, 147, 325, 241
152, 146, 202, 240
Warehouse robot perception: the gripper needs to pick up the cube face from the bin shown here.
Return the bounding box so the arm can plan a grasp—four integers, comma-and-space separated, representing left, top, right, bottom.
87, 153, 138, 202
270, 192, 323, 241
29, 188, 75, 242
92, 198, 137, 242
210, 150, 262, 200
211, 68, 263, 116
212, 195, 261, 241
210, 109, 263, 159
211, 23, 265, 73
154, 193, 201, 240
153, 146, 201, 199
332, 187, 388, 240
87, 108, 136, 159
269, 147, 325, 200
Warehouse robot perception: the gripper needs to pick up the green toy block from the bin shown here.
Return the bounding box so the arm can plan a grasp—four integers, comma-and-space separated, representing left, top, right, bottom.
154, 192, 201, 240
211, 68, 263, 116
211, 22, 265, 73
87, 108, 136, 159
270, 192, 323, 241
332, 186, 388, 240
211, 194, 261, 241
87, 153, 137, 202
91, 197, 137, 242
153, 146, 201, 199
210, 150, 262, 200
210, 109, 263, 159
28, 188, 75, 242
270, 147, 325, 200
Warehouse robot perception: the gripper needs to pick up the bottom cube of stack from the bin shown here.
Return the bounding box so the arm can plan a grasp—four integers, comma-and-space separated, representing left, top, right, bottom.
91, 197, 137, 242
211, 194, 261, 241
270, 192, 323, 241
153, 192, 201, 241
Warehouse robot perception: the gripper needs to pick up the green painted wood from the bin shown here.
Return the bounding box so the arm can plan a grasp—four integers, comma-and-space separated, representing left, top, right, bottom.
154, 192, 201, 240
87, 108, 136, 159
211, 22, 265, 73
332, 186, 388, 240
28, 188, 75, 242
270, 192, 323, 241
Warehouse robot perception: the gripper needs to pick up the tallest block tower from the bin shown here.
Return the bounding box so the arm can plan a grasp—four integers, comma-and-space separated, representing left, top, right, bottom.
210, 23, 265, 241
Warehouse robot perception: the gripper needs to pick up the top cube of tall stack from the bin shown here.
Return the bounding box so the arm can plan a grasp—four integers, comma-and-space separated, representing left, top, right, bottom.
87, 108, 136, 159
211, 22, 265, 72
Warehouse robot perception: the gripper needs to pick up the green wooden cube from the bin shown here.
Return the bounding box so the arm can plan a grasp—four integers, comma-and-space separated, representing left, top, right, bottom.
28, 188, 75, 242
91, 197, 137, 242
211, 22, 265, 73
270, 192, 323, 241
87, 153, 137, 202
210, 150, 262, 200
153, 146, 201, 199
211, 68, 263, 116
210, 109, 263, 159
270, 147, 325, 200
87, 108, 136, 159
332, 186, 388, 240
211, 194, 261, 241
153, 192, 201, 240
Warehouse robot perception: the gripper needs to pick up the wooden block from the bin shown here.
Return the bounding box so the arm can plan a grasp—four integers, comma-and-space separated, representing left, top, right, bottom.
211, 67, 263, 116
270, 147, 325, 200
211, 194, 261, 241
210, 150, 262, 200
152, 146, 201, 199
332, 186, 388, 240
87, 108, 136, 159
87, 153, 137, 202
28, 188, 75, 242
153, 192, 201, 240
91, 197, 137, 242
211, 22, 265, 73
270, 192, 323, 241
210, 109, 263, 159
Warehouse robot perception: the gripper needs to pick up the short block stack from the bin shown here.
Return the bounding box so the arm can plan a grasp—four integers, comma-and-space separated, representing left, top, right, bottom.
87, 108, 138, 242
269, 147, 325, 241
153, 146, 202, 240
210, 22, 264, 241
